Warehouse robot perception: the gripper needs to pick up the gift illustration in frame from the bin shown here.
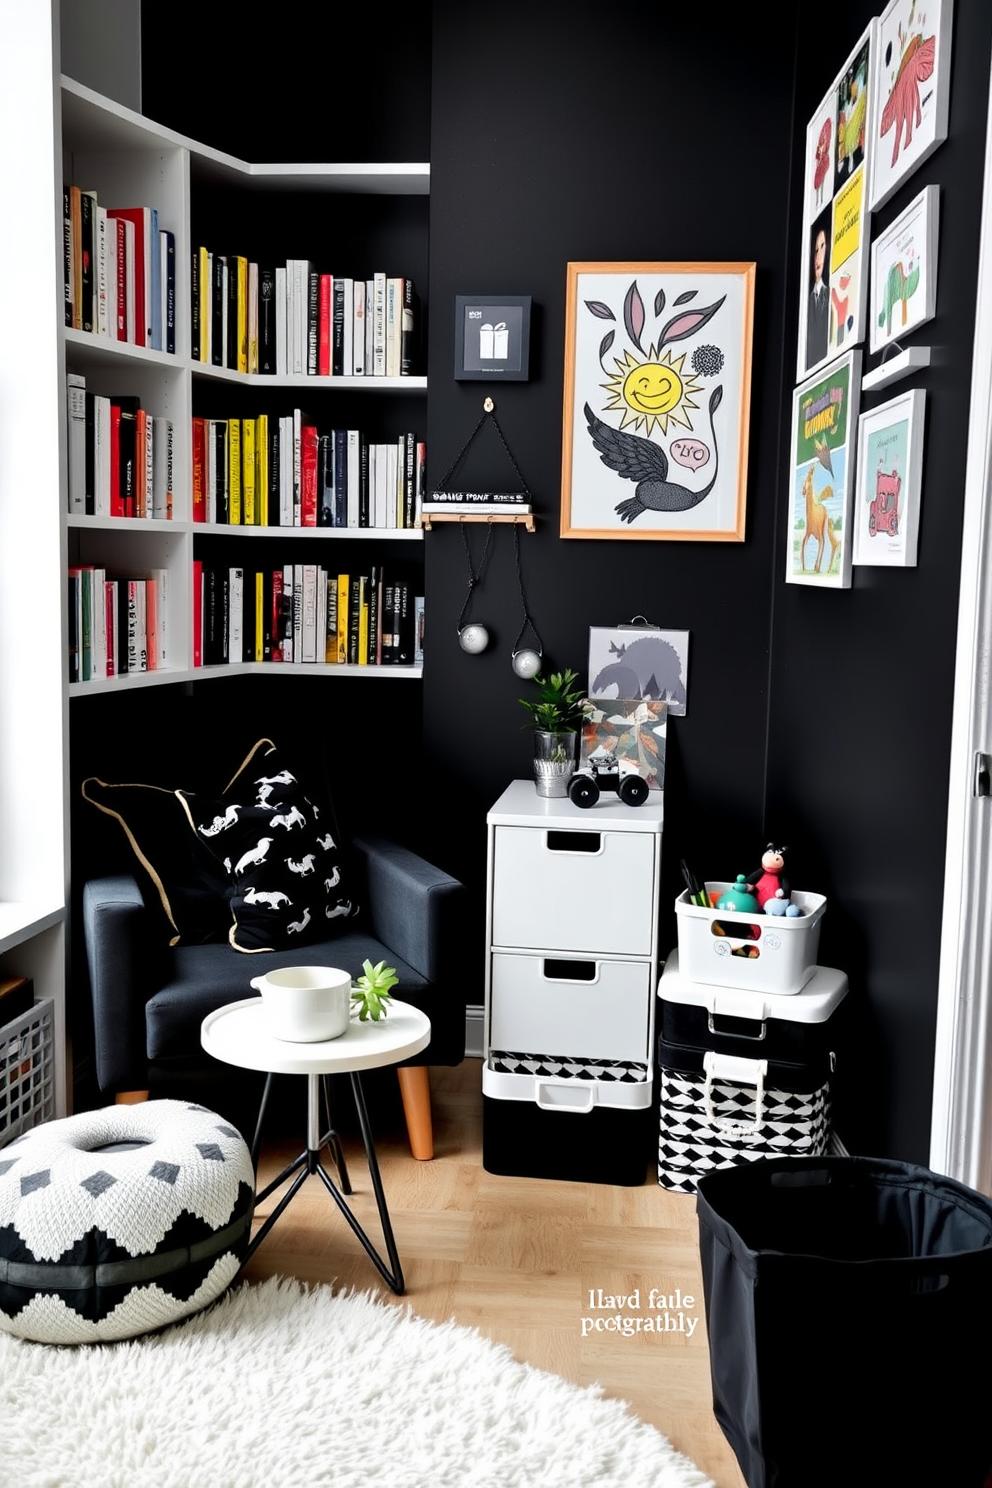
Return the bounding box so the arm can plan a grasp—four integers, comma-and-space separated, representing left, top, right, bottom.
787, 350, 863, 589
454, 295, 532, 381
560, 262, 755, 542
798, 21, 876, 382
853, 388, 926, 567
870, 185, 939, 355
870, 0, 955, 212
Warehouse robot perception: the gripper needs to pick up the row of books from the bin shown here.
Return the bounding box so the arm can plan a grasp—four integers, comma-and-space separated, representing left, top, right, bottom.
420, 490, 532, 516
68, 566, 168, 683
66, 373, 174, 519
194, 563, 423, 668
191, 252, 418, 378
192, 414, 424, 528
63, 187, 176, 353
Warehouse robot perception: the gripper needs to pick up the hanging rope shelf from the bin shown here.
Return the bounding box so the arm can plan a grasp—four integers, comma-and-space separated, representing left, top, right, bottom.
419, 398, 536, 531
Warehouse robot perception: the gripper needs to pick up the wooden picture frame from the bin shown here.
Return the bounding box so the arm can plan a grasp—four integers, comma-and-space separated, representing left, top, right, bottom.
870, 185, 940, 356
853, 388, 926, 567
870, 0, 955, 213
560, 261, 754, 542
787, 349, 863, 589
454, 294, 532, 381
797, 20, 877, 383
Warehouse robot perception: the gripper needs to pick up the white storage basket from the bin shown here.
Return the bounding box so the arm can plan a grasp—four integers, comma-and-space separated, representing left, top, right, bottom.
0, 998, 55, 1146
675, 883, 826, 995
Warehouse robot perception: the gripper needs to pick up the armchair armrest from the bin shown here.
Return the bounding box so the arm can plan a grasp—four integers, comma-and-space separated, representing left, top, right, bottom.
350, 835, 466, 985
82, 875, 156, 1094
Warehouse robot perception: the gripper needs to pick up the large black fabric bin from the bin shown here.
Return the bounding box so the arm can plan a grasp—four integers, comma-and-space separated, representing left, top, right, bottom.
696, 1155, 992, 1488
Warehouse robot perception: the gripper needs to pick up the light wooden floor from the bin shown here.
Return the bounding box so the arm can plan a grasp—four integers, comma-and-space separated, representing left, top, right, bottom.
242, 1058, 747, 1488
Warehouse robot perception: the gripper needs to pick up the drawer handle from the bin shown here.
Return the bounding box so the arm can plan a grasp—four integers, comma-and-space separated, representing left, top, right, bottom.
543, 959, 596, 981
535, 1083, 595, 1113
546, 830, 601, 854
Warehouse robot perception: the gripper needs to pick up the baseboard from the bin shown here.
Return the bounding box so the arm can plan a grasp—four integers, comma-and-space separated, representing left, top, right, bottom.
465, 1004, 484, 1059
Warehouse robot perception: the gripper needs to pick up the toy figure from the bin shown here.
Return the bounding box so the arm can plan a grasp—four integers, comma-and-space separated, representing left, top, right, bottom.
716, 875, 761, 914
746, 844, 790, 910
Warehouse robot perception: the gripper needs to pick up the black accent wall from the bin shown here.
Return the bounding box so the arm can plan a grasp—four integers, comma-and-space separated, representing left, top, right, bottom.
123, 1, 992, 1160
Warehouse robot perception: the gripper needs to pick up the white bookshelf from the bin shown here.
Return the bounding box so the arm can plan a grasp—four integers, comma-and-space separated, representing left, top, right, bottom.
60, 73, 428, 692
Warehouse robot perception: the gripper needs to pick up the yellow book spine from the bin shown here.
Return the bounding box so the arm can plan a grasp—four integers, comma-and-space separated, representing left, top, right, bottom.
198, 246, 210, 363
325, 573, 337, 662
254, 570, 264, 661
237, 256, 248, 373
336, 573, 348, 664
228, 419, 242, 525
256, 413, 269, 527
242, 417, 256, 525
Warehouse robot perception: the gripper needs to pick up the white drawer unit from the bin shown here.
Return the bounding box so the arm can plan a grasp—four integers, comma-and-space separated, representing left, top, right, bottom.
482, 779, 664, 1185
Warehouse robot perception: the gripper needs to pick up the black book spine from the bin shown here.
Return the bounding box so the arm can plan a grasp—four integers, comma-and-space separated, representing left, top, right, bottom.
191, 247, 200, 360
214, 419, 229, 525
262, 569, 273, 662
403, 431, 415, 528
67, 574, 79, 683
332, 278, 345, 377
226, 258, 239, 369
211, 254, 225, 367
79, 191, 94, 334
319, 434, 334, 526
400, 277, 416, 376
359, 439, 370, 528
395, 580, 413, 664
367, 564, 381, 664
163, 231, 176, 354
117, 404, 139, 518
259, 267, 275, 373
333, 430, 347, 528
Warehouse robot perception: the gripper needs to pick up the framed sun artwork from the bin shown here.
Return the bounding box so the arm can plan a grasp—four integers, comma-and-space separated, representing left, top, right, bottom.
560, 261, 755, 542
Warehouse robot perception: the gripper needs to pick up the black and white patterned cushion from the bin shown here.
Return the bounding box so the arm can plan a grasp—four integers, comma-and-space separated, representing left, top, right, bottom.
0, 1100, 254, 1343
181, 738, 357, 953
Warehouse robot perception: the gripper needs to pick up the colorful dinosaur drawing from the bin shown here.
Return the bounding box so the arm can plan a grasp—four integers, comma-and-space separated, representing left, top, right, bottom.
879, 31, 936, 167
878, 258, 920, 336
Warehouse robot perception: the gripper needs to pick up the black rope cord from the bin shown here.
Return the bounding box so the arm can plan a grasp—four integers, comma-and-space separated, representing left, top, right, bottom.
456, 518, 495, 633
511, 521, 543, 658
432, 407, 533, 499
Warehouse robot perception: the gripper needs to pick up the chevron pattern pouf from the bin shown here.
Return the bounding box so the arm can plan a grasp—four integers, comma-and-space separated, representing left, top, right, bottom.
0, 1100, 254, 1343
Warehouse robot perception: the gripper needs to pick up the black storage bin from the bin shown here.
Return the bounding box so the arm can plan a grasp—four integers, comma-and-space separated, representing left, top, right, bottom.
696, 1156, 992, 1488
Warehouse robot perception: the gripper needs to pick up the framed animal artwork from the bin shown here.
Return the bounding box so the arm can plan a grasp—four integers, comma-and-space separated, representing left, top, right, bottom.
587, 624, 690, 716
797, 20, 877, 383
869, 185, 940, 357
870, 0, 955, 213
852, 388, 927, 567
787, 349, 863, 589
560, 262, 755, 542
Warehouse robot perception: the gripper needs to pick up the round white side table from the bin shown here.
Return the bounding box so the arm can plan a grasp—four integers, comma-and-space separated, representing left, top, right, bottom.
201, 997, 430, 1294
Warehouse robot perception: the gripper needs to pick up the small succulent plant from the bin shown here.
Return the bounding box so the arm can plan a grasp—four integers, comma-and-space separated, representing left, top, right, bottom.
518, 668, 585, 733
350, 959, 399, 1021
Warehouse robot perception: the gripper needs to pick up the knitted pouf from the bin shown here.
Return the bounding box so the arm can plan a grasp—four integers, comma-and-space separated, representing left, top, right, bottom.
0, 1099, 255, 1343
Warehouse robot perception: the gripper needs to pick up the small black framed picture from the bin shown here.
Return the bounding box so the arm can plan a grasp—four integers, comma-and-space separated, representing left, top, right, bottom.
454, 295, 532, 381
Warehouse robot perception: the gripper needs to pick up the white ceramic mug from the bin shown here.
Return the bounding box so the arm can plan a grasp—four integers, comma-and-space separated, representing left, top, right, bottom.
249, 965, 352, 1042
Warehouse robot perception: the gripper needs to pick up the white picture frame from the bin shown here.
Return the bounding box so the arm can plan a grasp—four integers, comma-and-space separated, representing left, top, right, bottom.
798, 21, 877, 382
787, 349, 862, 590
870, 185, 939, 356
853, 388, 927, 567
869, 0, 955, 213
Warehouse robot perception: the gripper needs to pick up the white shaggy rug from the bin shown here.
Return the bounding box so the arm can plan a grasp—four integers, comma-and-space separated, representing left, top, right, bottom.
0, 1275, 713, 1488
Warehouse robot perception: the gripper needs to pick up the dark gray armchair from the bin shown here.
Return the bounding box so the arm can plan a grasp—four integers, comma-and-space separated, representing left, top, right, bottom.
82, 833, 467, 1159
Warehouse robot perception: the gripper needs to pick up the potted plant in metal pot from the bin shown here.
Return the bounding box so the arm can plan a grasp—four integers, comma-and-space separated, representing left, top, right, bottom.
518, 667, 586, 798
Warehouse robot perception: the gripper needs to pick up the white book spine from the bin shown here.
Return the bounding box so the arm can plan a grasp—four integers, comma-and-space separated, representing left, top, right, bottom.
347, 430, 361, 528
283, 563, 294, 661
206, 420, 218, 524
386, 277, 401, 378
66, 373, 86, 513
92, 567, 107, 678
142, 206, 153, 346
229, 567, 244, 662
316, 565, 327, 662
148, 566, 168, 668
280, 415, 294, 526
373, 273, 387, 376
94, 395, 111, 516
275, 265, 287, 376
292, 408, 302, 526
365, 280, 374, 374
388, 441, 400, 529
302, 563, 317, 664
143, 415, 155, 519
342, 278, 353, 377
152, 416, 173, 520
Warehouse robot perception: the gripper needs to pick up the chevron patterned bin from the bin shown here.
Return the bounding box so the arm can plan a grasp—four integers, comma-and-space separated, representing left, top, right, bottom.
656, 953, 846, 1194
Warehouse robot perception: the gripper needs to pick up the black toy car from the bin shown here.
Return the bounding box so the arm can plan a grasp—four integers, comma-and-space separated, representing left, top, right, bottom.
568, 750, 649, 808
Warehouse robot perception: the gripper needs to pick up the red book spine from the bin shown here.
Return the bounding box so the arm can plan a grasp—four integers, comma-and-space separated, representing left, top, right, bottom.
104, 580, 116, 677
192, 559, 203, 667
270, 568, 283, 662
300, 424, 318, 526
192, 416, 206, 522
109, 404, 123, 517
318, 275, 331, 376
107, 208, 145, 346
145, 576, 158, 670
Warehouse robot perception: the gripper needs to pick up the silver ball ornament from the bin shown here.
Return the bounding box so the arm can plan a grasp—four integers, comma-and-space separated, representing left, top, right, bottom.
511, 647, 542, 679
458, 623, 490, 655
